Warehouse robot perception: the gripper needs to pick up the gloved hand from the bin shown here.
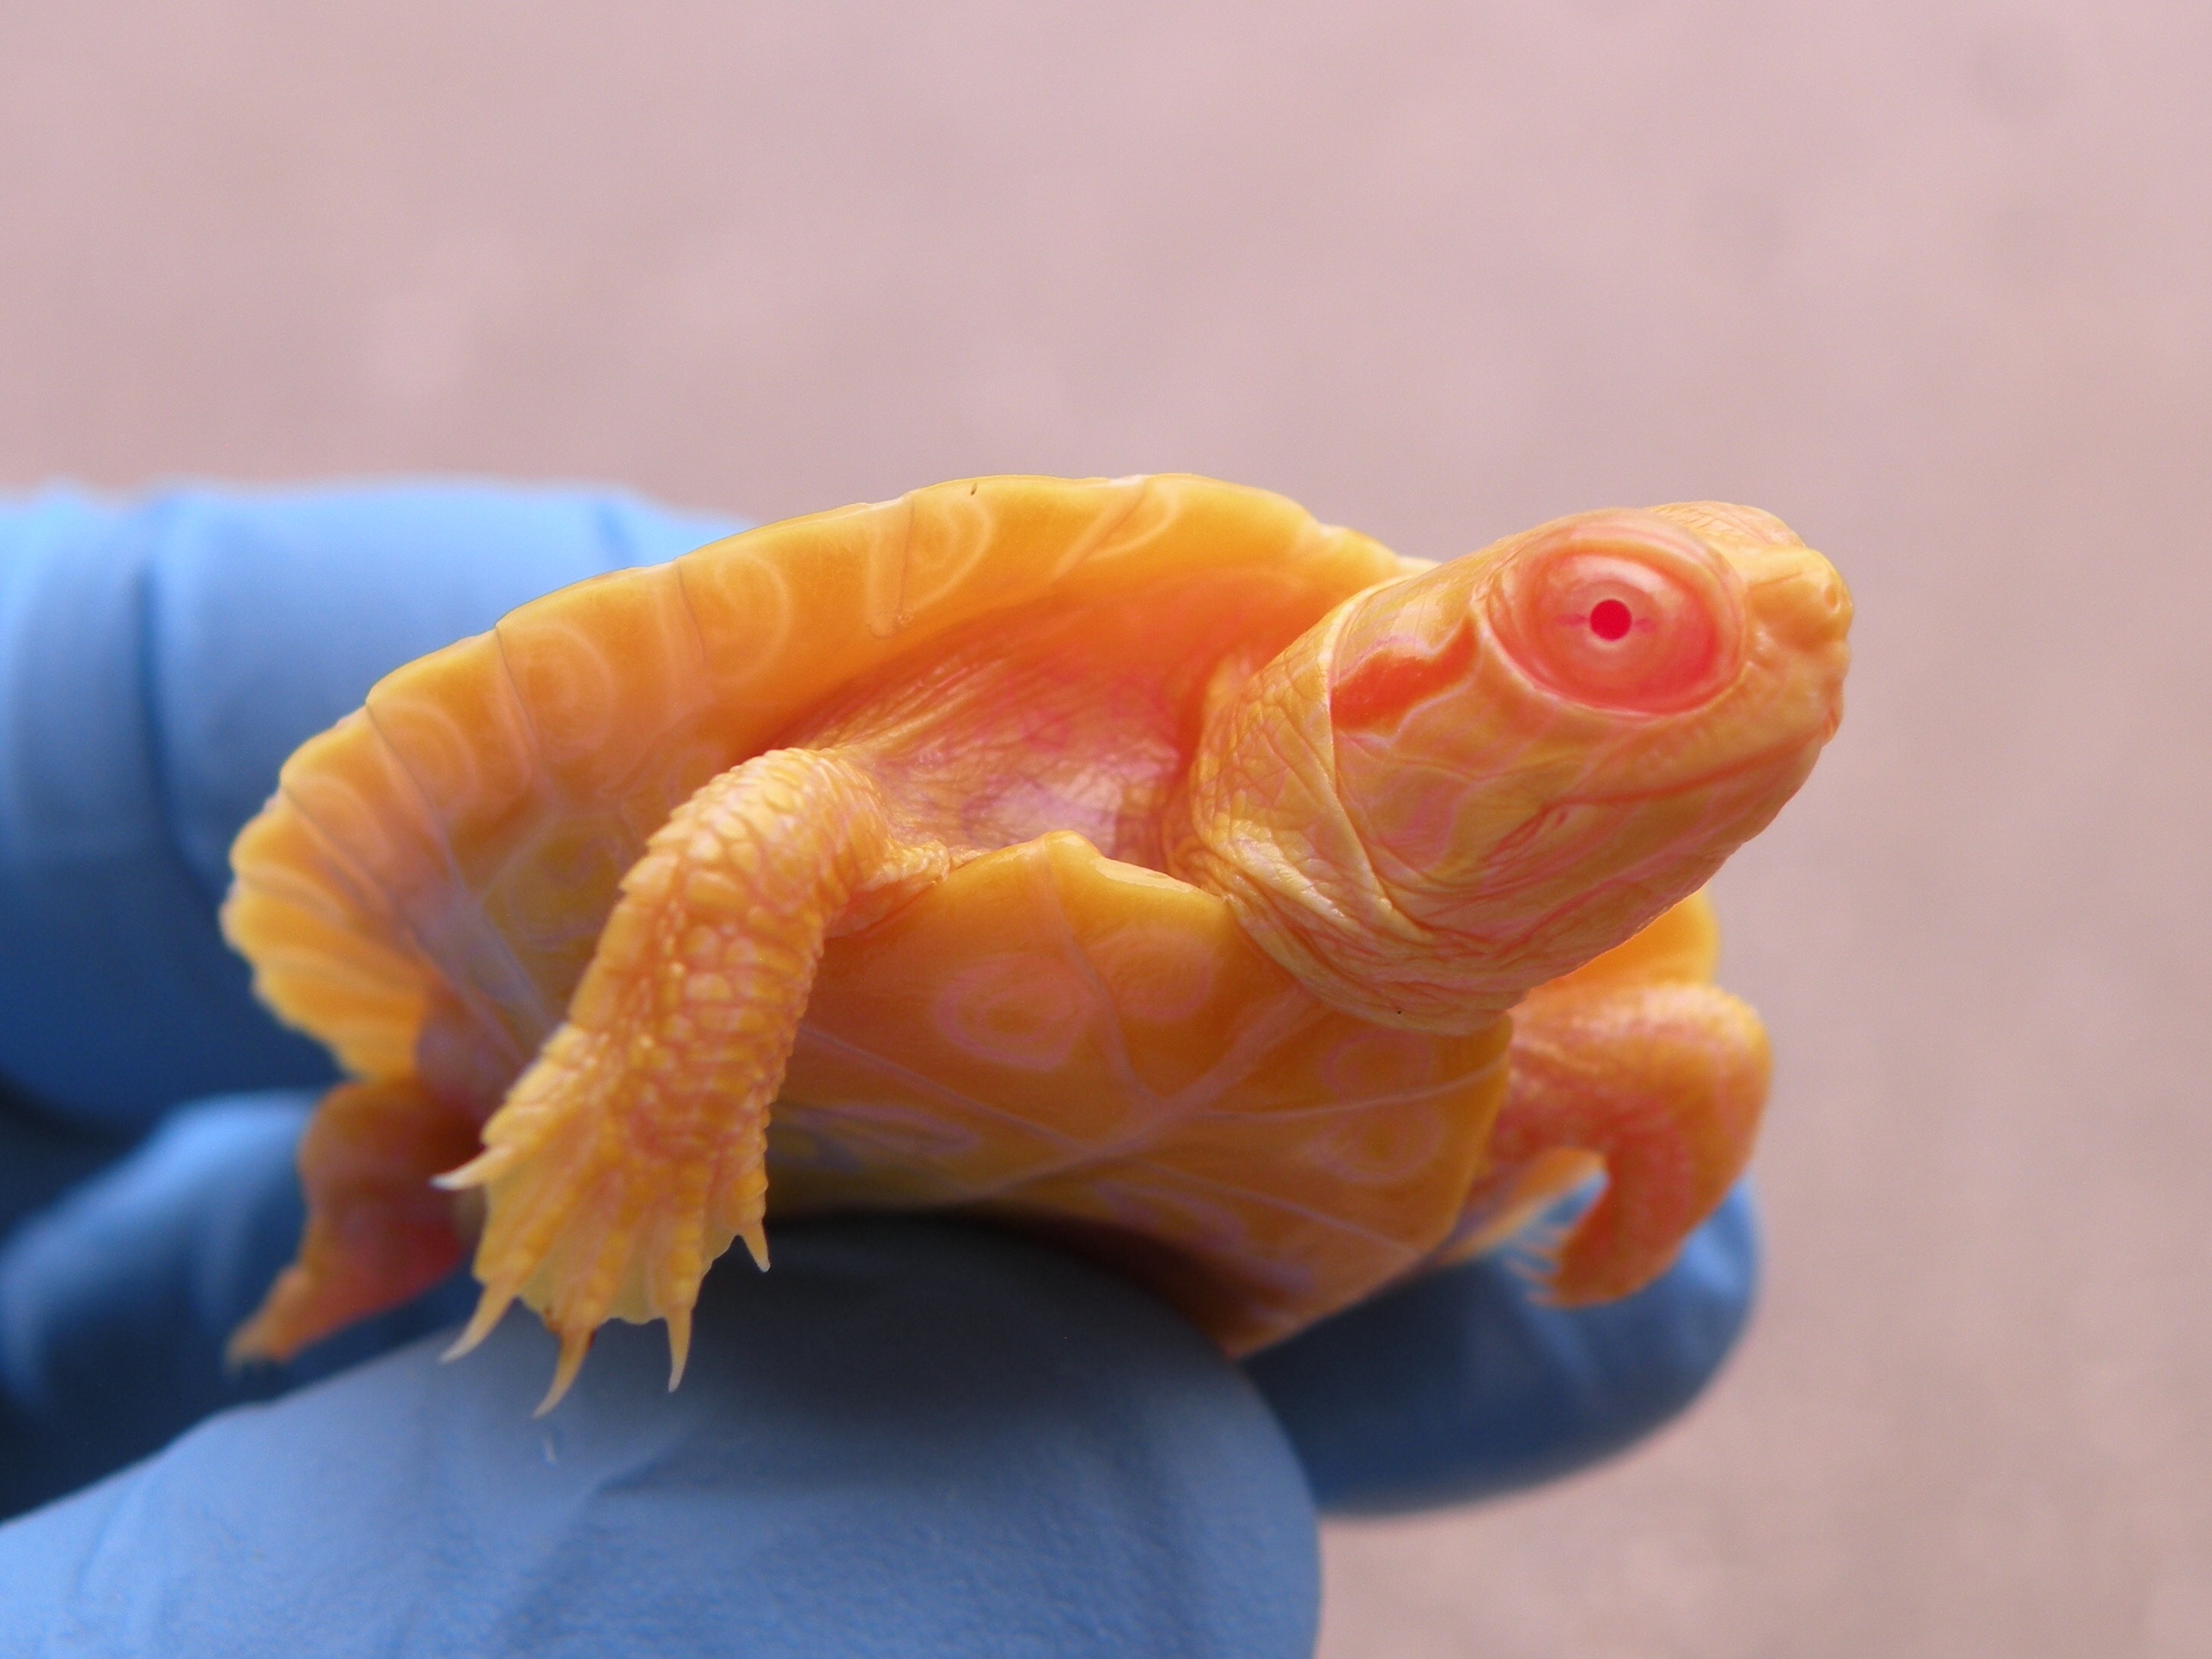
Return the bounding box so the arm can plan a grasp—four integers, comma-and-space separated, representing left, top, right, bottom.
0, 486, 1760, 1657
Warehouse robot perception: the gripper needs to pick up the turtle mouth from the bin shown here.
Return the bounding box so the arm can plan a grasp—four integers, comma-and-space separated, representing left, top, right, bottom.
1486, 513, 1747, 717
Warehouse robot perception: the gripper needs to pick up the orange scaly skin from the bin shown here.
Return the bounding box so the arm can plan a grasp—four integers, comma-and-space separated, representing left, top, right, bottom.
222, 476, 1849, 1411
439, 750, 949, 1408
1426, 891, 1771, 1302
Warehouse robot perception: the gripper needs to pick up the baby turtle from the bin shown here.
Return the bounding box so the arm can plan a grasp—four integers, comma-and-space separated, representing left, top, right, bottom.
224, 475, 1849, 1410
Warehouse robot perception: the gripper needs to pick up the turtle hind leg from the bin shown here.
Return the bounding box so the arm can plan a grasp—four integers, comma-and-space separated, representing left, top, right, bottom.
438, 747, 947, 1413
228, 1078, 483, 1366
1469, 978, 1770, 1304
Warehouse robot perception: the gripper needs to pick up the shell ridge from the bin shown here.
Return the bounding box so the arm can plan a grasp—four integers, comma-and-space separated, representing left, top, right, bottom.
272, 776, 425, 956
670, 531, 799, 704
862, 495, 914, 640
243, 942, 422, 1005
599, 564, 723, 842
230, 835, 382, 925
667, 556, 719, 706
281, 764, 526, 1080
644, 559, 719, 719
360, 699, 561, 1042
259, 781, 441, 1072
228, 869, 422, 986
1043, 474, 1155, 585
489, 611, 554, 783
225, 887, 423, 1028
483, 616, 605, 1018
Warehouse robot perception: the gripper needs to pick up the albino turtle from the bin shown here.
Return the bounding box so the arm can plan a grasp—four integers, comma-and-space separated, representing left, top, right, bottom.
222, 475, 1849, 1412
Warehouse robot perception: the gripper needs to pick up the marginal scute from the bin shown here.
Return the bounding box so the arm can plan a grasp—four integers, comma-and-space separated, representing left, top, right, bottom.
362, 633, 542, 882
494, 561, 709, 789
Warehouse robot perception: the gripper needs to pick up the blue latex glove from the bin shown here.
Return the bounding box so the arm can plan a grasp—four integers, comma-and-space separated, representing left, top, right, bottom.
0, 487, 1759, 1656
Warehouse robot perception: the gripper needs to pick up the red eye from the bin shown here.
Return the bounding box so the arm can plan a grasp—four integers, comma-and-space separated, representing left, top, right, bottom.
1491, 516, 1743, 713
1588, 598, 1632, 641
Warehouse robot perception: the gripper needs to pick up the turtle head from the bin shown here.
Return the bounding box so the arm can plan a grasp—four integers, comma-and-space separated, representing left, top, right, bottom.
1179, 503, 1850, 1029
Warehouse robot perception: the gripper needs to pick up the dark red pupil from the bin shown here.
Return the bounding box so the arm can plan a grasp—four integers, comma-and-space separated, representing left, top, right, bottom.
1588, 597, 1633, 641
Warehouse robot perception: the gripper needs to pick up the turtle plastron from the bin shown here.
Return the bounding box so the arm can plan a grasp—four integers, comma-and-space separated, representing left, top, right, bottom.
436, 746, 949, 1413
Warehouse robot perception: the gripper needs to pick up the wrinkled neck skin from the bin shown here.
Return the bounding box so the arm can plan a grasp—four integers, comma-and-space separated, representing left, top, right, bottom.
1169, 503, 1850, 1033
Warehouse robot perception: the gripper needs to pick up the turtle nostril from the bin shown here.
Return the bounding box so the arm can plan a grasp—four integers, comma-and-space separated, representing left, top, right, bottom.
1589, 597, 1632, 641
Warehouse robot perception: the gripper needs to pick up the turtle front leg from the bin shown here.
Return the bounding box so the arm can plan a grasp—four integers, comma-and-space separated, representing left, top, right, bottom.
1439, 976, 1770, 1303
439, 748, 947, 1412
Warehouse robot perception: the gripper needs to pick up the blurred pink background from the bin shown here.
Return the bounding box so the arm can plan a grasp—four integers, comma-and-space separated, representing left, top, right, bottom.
5, 5, 2207, 1653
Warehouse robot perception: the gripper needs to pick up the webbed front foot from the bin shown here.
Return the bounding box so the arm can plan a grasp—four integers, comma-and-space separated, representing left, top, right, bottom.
439, 745, 943, 1411
437, 1020, 773, 1412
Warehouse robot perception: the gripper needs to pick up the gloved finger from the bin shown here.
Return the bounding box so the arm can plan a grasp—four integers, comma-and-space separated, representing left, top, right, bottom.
3, 1079, 1757, 1525
0, 1088, 134, 1252
0, 1092, 473, 1518
0, 1217, 1318, 1659
1243, 1181, 1760, 1513
0, 487, 738, 1131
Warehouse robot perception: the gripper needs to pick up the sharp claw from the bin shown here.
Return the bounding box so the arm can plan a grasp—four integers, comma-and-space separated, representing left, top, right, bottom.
432, 1146, 514, 1191
739, 1221, 770, 1272
443, 1281, 519, 1361
665, 1305, 693, 1392
535, 1326, 594, 1416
